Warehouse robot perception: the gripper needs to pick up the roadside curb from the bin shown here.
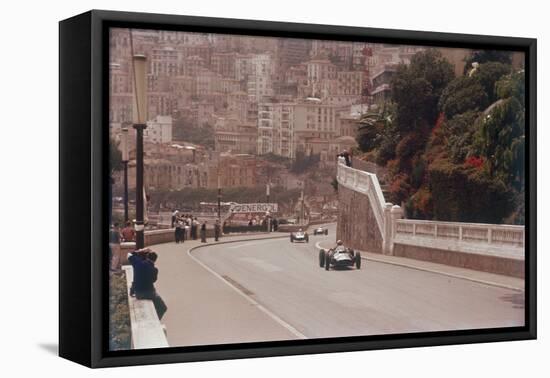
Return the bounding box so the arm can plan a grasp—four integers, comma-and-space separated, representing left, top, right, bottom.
315, 241, 523, 292
187, 233, 288, 254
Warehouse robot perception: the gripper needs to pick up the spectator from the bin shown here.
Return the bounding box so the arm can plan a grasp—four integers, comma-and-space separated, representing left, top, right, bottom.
214, 219, 221, 242
184, 219, 190, 241
200, 220, 207, 243
337, 149, 352, 167
128, 249, 168, 320
171, 210, 178, 228
121, 221, 135, 242
191, 217, 198, 240
174, 217, 184, 243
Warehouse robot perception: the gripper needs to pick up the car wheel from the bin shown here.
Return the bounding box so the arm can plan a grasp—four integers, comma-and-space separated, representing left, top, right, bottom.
290, 236, 293, 242
325, 253, 330, 271
325, 230, 328, 235
355, 252, 362, 269
306, 236, 309, 243
319, 249, 325, 267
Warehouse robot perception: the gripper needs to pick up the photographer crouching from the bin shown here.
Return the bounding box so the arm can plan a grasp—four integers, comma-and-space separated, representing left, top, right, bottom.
128, 248, 168, 320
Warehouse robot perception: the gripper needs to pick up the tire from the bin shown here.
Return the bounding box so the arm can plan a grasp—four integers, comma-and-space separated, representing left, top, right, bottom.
290, 235, 294, 242
325, 252, 330, 270
306, 236, 309, 243
355, 251, 362, 269
325, 230, 328, 236
319, 249, 325, 267
314, 231, 317, 235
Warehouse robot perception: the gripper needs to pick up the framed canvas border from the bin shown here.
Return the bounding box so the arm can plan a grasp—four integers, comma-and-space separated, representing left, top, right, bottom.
59, 9, 537, 368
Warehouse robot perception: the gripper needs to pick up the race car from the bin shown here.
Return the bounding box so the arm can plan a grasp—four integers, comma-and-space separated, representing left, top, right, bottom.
290, 229, 309, 243
318, 241, 361, 270
313, 226, 328, 236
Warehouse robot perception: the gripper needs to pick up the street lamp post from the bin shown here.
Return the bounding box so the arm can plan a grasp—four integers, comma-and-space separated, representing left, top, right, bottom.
266, 182, 271, 232
121, 127, 129, 223
301, 189, 305, 225
132, 54, 148, 249
217, 171, 221, 220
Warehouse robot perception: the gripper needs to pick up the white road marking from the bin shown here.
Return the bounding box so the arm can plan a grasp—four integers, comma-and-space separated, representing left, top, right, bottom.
187, 244, 307, 339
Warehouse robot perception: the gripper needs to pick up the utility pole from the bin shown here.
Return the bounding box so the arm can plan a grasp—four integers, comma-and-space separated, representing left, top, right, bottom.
217, 171, 221, 220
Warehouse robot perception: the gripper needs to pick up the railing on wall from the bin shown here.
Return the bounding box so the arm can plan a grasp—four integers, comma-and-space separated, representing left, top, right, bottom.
337, 162, 387, 235
395, 219, 525, 257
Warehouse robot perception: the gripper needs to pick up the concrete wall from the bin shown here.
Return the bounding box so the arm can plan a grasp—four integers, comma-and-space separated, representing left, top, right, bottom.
337, 184, 384, 253
393, 243, 524, 278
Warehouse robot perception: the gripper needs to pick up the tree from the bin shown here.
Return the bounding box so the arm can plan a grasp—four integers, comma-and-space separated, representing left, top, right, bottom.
110, 136, 123, 174
392, 49, 455, 133
463, 50, 512, 74
473, 62, 512, 103
439, 76, 488, 119
172, 117, 215, 149
357, 111, 388, 152
472, 70, 525, 190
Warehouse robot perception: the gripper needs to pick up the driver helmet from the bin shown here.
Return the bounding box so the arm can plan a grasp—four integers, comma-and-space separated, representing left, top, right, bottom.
298, 228, 303, 232
336, 240, 343, 246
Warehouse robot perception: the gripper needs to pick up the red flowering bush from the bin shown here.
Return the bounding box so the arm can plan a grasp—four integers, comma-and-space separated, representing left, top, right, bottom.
465, 156, 484, 169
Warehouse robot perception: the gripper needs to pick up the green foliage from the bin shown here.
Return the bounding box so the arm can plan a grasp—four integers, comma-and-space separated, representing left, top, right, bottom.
472, 79, 525, 191
428, 159, 516, 223
356, 105, 398, 166
392, 49, 455, 133
439, 62, 511, 120
377, 48, 524, 224
330, 177, 338, 192
443, 111, 480, 163
172, 117, 215, 148
473, 62, 512, 103
290, 151, 320, 173
439, 76, 488, 119
109, 271, 131, 351
110, 137, 123, 173
463, 50, 512, 74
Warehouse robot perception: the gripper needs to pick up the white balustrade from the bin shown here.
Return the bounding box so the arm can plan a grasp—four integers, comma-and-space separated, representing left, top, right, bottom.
394, 218, 525, 257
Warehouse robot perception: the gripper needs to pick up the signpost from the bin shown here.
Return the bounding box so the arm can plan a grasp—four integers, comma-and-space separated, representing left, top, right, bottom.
229, 203, 278, 214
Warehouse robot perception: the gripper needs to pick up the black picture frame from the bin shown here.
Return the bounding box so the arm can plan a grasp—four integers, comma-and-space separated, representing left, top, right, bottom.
59, 9, 537, 368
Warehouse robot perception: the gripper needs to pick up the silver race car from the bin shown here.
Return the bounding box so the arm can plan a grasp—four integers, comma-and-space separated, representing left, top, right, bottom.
319, 241, 361, 270
313, 227, 328, 236
290, 229, 309, 243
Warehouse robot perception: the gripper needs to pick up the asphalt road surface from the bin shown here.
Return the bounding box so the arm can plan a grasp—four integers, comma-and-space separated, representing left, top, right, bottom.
190, 224, 524, 339
155, 223, 524, 346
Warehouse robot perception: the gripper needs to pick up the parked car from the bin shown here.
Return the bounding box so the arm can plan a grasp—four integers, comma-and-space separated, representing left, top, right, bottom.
290, 230, 309, 243
319, 244, 361, 270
